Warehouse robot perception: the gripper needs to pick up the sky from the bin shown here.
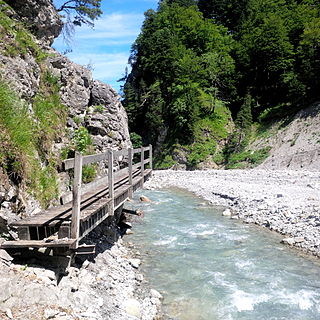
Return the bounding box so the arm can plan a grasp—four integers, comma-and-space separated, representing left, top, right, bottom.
52, 0, 159, 92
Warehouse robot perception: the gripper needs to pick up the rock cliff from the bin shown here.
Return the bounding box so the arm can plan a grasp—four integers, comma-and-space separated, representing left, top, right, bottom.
0, 0, 131, 236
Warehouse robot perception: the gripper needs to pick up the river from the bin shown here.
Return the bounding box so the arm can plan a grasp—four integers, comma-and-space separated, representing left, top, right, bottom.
126, 188, 320, 320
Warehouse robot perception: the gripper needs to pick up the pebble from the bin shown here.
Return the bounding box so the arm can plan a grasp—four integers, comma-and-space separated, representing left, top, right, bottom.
129, 258, 141, 269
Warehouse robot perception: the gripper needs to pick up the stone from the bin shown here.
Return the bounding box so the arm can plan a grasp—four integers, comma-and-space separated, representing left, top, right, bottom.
6, 308, 13, 319
150, 289, 163, 300
281, 237, 296, 245
293, 237, 305, 243
0, 250, 13, 264
222, 209, 232, 216
82, 260, 90, 269
129, 258, 141, 269
140, 196, 151, 202
136, 274, 144, 282
44, 308, 59, 319
123, 298, 141, 318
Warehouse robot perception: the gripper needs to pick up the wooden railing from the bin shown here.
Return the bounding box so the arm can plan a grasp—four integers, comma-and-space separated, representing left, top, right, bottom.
63, 145, 152, 247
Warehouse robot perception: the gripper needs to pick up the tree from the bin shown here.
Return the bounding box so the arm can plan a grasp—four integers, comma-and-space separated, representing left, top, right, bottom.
56, 0, 102, 27
123, 2, 235, 146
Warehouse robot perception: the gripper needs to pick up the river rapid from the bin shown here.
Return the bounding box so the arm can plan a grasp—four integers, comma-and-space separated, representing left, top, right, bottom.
126, 188, 320, 320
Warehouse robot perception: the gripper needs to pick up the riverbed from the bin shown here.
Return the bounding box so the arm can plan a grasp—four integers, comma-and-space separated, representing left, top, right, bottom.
127, 188, 320, 320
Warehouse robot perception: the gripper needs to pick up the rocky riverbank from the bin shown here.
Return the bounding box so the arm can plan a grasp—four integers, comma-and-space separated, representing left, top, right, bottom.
145, 170, 320, 258
0, 222, 162, 320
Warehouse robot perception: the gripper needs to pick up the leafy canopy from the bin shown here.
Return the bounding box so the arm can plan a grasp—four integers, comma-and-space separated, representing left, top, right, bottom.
123, 2, 235, 146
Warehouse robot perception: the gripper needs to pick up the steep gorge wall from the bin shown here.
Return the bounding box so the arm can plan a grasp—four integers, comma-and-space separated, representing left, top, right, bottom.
0, 0, 131, 236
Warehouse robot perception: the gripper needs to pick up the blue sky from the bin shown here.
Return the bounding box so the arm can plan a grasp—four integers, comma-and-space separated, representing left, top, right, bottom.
52, 0, 158, 92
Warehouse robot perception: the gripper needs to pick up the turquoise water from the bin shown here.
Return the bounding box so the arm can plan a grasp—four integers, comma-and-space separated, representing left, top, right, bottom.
126, 189, 320, 320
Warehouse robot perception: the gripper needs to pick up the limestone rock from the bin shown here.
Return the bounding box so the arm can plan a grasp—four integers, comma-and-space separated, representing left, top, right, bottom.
282, 237, 296, 245
281, 237, 305, 245
150, 289, 163, 300
48, 54, 92, 113
123, 298, 141, 318
222, 208, 232, 216
129, 258, 141, 269
0, 249, 13, 262
5, 0, 63, 45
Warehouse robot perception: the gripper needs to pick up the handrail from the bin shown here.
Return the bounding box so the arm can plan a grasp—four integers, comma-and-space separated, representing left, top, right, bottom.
63, 145, 152, 170
63, 145, 152, 248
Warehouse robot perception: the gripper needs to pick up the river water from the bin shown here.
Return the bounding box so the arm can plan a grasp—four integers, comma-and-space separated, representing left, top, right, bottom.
126, 188, 320, 320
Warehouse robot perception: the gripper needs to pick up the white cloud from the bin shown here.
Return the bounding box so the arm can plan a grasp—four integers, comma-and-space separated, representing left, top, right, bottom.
53, 12, 145, 91
66, 52, 130, 90
76, 13, 143, 40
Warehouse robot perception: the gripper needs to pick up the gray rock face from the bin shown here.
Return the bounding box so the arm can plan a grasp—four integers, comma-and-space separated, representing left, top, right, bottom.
0, 55, 40, 100
5, 0, 63, 45
47, 54, 132, 151
48, 54, 92, 112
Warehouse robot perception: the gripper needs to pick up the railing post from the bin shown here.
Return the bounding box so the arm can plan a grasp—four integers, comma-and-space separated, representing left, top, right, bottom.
71, 151, 82, 248
128, 147, 133, 198
140, 146, 145, 177
108, 149, 114, 214
149, 144, 153, 170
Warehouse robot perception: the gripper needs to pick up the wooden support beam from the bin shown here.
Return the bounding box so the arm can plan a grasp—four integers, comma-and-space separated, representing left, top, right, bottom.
140, 147, 145, 177
71, 152, 82, 248
58, 221, 71, 239
149, 144, 153, 170
128, 147, 133, 198
18, 227, 30, 240
108, 149, 114, 214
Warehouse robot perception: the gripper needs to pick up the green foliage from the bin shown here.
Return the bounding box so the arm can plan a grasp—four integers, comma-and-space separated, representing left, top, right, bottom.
33, 71, 67, 153
93, 105, 104, 113
82, 164, 97, 184
226, 147, 271, 169
73, 126, 93, 153
0, 75, 66, 207
225, 94, 253, 156
124, 0, 320, 169
130, 132, 143, 148
123, 2, 235, 148
69, 126, 96, 183
0, 1, 47, 61
155, 154, 177, 169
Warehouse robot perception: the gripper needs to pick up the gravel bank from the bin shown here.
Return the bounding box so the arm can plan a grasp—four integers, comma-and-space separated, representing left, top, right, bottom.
145, 169, 320, 257
0, 230, 162, 320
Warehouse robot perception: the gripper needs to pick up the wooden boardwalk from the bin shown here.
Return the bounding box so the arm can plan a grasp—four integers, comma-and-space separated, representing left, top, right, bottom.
0, 146, 152, 254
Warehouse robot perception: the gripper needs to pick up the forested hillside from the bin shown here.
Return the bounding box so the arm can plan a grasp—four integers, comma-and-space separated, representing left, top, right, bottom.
123, 0, 320, 169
